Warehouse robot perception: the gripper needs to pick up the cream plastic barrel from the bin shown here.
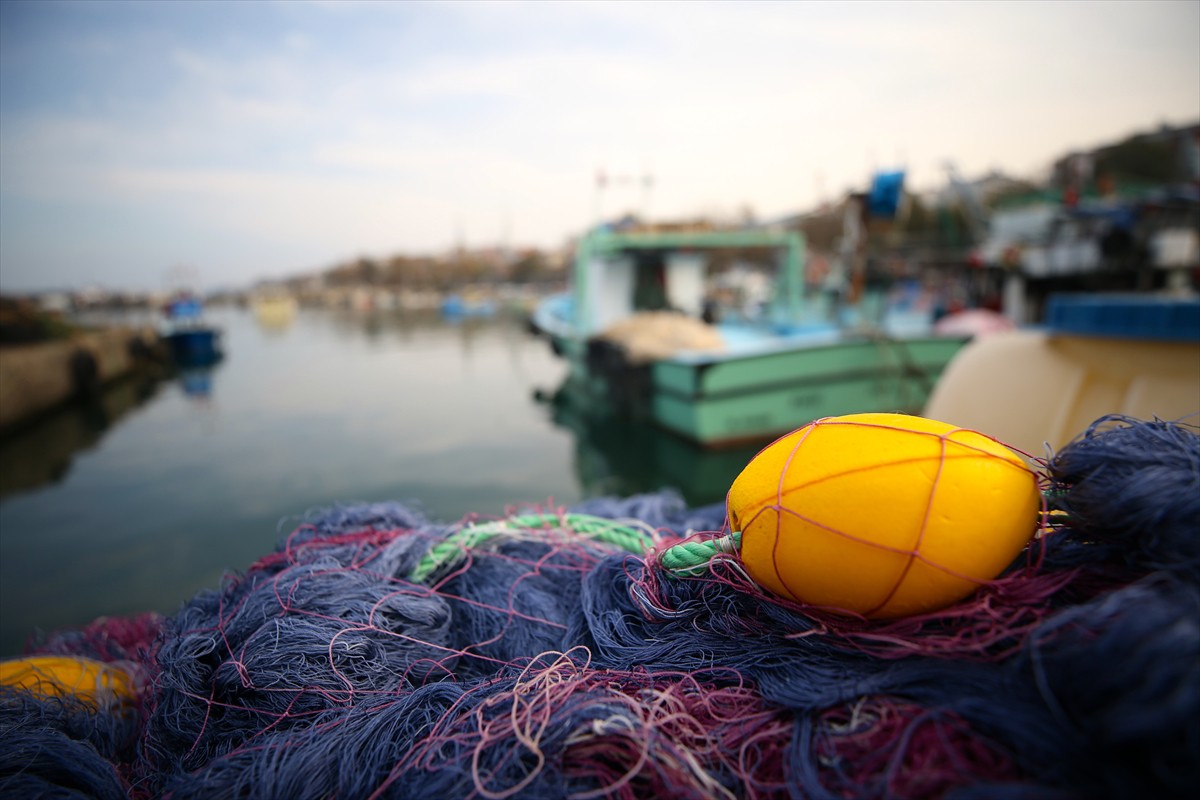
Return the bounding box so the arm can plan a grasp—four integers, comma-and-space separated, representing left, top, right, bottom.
924, 295, 1200, 456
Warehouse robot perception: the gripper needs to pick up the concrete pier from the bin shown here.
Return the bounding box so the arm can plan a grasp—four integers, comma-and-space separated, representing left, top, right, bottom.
0, 327, 160, 434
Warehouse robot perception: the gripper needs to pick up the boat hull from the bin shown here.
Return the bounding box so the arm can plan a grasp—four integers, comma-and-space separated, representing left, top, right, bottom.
651, 336, 967, 446
532, 284, 970, 447
164, 329, 222, 368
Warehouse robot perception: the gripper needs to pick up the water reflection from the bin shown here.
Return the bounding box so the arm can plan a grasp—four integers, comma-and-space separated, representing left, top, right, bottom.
317, 307, 519, 360
539, 383, 760, 508
0, 306, 748, 510
320, 308, 451, 344
0, 373, 166, 500
178, 367, 217, 401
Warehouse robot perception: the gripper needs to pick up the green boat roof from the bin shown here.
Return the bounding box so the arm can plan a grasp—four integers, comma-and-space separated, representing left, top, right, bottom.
585, 228, 802, 252
571, 227, 808, 335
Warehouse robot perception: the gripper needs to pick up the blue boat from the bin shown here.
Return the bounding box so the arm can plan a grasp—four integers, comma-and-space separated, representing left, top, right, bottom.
162, 294, 223, 367
441, 292, 498, 319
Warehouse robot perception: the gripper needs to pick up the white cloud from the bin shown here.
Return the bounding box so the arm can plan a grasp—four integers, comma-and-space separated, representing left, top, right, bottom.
1, 0, 1197, 291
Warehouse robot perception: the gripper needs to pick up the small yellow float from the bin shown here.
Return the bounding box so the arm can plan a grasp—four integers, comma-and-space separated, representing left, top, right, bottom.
0, 655, 137, 708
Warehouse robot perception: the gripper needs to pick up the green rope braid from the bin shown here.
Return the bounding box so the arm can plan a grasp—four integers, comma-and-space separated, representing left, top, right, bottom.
658, 531, 742, 577
658, 487, 1058, 577
409, 513, 656, 583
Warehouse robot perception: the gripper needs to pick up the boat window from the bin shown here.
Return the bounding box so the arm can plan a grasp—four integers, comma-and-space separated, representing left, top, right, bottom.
632, 252, 669, 311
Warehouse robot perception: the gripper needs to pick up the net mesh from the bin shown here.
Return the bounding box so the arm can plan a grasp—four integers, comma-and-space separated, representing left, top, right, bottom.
2, 415, 1197, 799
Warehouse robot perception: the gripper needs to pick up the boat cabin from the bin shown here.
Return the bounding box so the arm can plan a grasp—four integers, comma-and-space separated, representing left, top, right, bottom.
569, 229, 807, 338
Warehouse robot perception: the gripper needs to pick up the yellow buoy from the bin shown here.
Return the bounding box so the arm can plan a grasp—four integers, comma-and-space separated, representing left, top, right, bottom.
728, 413, 1040, 619
0, 655, 136, 708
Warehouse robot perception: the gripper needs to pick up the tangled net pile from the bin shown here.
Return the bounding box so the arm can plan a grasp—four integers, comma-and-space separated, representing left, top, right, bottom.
2, 414, 1197, 799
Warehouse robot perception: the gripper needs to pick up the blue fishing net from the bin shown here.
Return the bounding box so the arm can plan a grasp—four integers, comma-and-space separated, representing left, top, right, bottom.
2, 414, 1196, 799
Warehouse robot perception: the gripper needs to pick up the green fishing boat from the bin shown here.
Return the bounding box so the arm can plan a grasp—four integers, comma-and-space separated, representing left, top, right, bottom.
531, 227, 968, 447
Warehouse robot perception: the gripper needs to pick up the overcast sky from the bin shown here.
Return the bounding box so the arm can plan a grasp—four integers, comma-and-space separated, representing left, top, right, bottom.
1, 0, 1197, 293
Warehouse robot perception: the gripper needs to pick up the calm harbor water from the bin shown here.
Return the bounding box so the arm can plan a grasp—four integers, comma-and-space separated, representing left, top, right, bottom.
0, 307, 750, 656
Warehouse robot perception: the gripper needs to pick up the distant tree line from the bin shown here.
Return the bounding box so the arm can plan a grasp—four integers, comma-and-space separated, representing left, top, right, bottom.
305, 248, 562, 293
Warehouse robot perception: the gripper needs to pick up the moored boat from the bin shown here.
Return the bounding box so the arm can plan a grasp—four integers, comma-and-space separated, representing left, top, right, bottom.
161, 293, 222, 367
531, 227, 969, 447
441, 292, 498, 319
251, 292, 298, 328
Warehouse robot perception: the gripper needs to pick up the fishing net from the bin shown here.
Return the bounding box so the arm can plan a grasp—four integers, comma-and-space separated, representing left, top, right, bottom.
1, 414, 1197, 799
595, 312, 725, 364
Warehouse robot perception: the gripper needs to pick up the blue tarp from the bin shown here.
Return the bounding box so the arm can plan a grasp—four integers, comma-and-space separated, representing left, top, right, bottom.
868, 170, 906, 219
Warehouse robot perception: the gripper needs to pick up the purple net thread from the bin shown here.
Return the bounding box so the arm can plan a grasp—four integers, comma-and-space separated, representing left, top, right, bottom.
0, 415, 1195, 799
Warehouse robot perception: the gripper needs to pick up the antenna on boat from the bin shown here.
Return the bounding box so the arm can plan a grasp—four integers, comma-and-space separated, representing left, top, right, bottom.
593, 167, 606, 228
454, 219, 466, 255
942, 161, 989, 242
641, 170, 654, 225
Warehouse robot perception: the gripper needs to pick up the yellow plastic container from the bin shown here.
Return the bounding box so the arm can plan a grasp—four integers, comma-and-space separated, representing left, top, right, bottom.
924, 329, 1200, 456
0, 655, 136, 708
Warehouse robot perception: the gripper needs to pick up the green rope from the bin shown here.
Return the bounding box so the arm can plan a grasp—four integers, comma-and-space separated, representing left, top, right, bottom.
659, 489, 1058, 576
409, 513, 656, 583
658, 531, 742, 577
